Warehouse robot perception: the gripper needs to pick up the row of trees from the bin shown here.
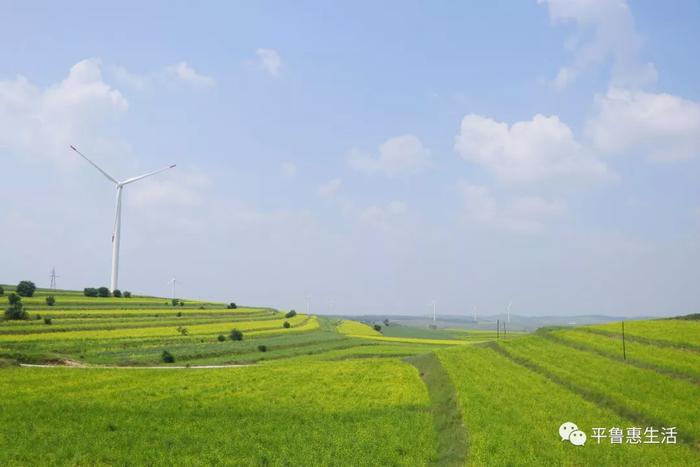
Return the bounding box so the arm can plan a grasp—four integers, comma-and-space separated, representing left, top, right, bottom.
83, 287, 131, 298
0, 281, 36, 298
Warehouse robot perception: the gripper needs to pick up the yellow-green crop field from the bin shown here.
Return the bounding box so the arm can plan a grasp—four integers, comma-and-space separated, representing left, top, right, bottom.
1, 286, 698, 465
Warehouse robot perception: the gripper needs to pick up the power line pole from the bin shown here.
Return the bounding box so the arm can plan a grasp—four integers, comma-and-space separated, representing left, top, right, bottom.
497, 319, 500, 339
621, 321, 627, 361
49, 267, 59, 290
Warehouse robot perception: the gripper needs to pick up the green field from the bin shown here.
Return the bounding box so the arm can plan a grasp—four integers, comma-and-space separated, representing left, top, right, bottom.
1, 285, 698, 465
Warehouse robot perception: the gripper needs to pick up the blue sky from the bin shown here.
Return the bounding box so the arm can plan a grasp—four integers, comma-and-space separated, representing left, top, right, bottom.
1, 0, 699, 317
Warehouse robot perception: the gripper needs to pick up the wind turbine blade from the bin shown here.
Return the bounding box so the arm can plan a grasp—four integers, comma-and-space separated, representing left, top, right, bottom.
70, 145, 119, 184
121, 164, 177, 185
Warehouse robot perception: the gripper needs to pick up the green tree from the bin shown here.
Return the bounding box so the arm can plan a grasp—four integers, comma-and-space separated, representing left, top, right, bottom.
229, 329, 243, 341
123, 291, 132, 298
285, 310, 297, 318
283, 321, 291, 329
5, 294, 28, 320
0, 285, 4, 296
97, 287, 110, 298
373, 324, 382, 332
217, 334, 226, 342
83, 288, 98, 297
112, 289, 122, 298
16, 280, 36, 297
227, 302, 237, 309
45, 296, 56, 306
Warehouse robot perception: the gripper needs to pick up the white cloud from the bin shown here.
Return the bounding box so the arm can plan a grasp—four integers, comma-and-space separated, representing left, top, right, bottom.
349, 134, 432, 178
457, 181, 565, 234
166, 61, 215, 87
0, 58, 128, 162
539, 0, 656, 89
280, 162, 297, 180
358, 201, 408, 228
455, 113, 610, 183
317, 178, 342, 198
587, 88, 700, 161
256, 49, 282, 76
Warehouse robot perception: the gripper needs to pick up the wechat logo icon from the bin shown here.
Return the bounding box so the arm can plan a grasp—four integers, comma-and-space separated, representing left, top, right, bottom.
560, 422, 587, 446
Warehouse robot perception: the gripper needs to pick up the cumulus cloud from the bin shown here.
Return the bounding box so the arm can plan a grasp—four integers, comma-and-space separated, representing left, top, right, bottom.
256, 49, 282, 76
317, 178, 342, 198
349, 134, 432, 178
539, 0, 656, 89
587, 88, 700, 161
0, 58, 128, 162
454, 113, 610, 183
166, 61, 215, 87
457, 181, 565, 234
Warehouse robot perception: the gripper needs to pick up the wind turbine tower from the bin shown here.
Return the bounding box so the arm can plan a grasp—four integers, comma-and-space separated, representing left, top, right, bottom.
168, 278, 178, 299
70, 145, 176, 292
432, 300, 437, 323
507, 300, 512, 324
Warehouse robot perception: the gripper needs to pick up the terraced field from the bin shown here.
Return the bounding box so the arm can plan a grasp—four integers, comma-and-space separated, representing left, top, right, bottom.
1, 285, 698, 465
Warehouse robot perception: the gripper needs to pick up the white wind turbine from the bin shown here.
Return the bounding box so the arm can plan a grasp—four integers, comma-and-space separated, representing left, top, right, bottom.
70, 145, 176, 292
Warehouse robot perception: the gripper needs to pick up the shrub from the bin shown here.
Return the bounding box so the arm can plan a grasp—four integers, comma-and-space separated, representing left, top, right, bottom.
373, 324, 381, 332
383, 319, 390, 327
257, 344, 267, 352
8, 293, 21, 305
171, 298, 179, 307
112, 289, 122, 298
227, 302, 237, 309
44, 317, 52, 325
283, 321, 291, 329
45, 296, 55, 306
123, 291, 132, 298
285, 310, 297, 318
230, 329, 243, 341
0, 285, 4, 295
199, 305, 205, 310
5, 295, 28, 320
84, 288, 98, 297
176, 326, 189, 336
217, 334, 226, 342
35, 314, 41, 320
161, 350, 175, 363
179, 301, 184, 307
16, 281, 36, 297
97, 287, 110, 298
176, 311, 182, 317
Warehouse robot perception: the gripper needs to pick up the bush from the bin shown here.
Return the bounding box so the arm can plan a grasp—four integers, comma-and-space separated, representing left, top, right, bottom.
8, 293, 21, 305
5, 295, 28, 320
83, 287, 98, 297
285, 310, 297, 318
0, 285, 4, 296
283, 321, 291, 329
176, 311, 182, 317
257, 344, 267, 352
171, 298, 179, 307
123, 291, 132, 298
112, 289, 122, 298
373, 324, 382, 332
16, 281, 36, 297
227, 302, 237, 309
161, 350, 175, 363
383, 319, 390, 327
230, 329, 243, 341
44, 317, 52, 325
217, 334, 226, 342
176, 326, 189, 336
45, 296, 55, 306
97, 287, 110, 298
179, 301, 184, 307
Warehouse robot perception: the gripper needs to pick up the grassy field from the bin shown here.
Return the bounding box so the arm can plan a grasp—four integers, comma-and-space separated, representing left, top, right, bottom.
1, 286, 698, 465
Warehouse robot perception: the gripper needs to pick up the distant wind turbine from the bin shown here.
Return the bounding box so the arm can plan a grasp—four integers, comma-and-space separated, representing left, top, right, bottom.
70, 145, 176, 292
472, 305, 477, 323
431, 300, 437, 323
168, 278, 179, 299
507, 300, 512, 324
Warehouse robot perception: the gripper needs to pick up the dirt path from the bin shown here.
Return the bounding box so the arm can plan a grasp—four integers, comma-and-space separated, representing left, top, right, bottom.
19, 362, 251, 369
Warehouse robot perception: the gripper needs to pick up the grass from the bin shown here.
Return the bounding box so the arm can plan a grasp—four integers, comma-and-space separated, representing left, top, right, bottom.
436, 344, 699, 466
0, 359, 436, 466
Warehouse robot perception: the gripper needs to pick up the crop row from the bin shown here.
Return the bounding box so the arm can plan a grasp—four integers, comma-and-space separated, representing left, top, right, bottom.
437, 344, 699, 465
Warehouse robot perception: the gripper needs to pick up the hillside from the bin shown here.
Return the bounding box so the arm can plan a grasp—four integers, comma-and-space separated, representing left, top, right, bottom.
1, 285, 698, 465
